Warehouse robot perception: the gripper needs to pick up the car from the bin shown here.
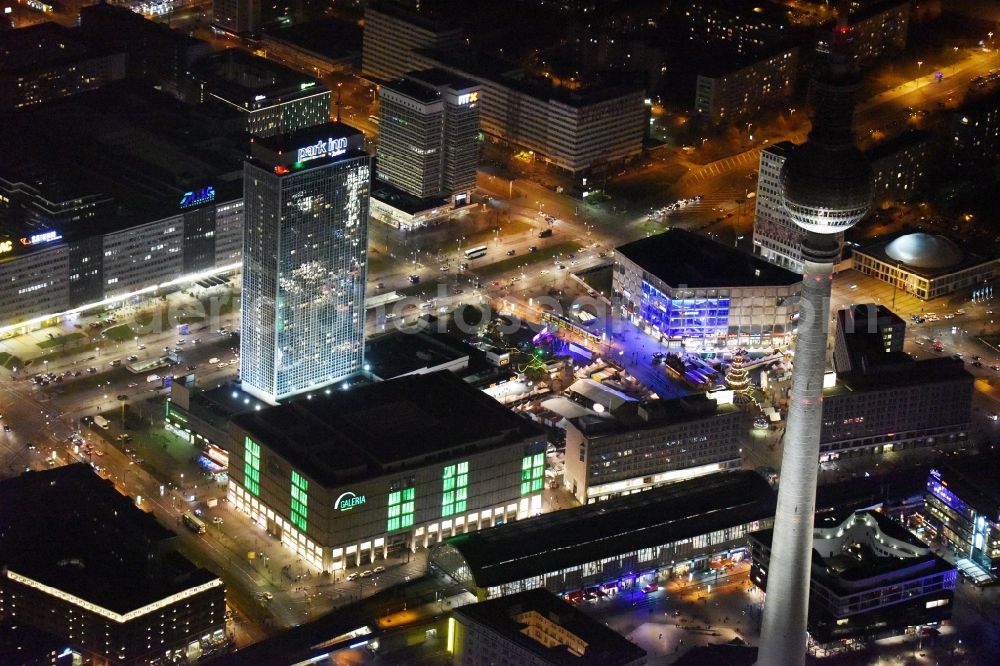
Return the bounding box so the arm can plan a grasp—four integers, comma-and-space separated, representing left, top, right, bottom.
137, 345, 146, 350
347, 572, 360, 581
110, 359, 122, 366
439, 265, 449, 272
459, 262, 469, 270
506, 249, 516, 256
529, 246, 538, 253
953, 353, 963, 360
956, 309, 966, 315
212, 516, 224, 525
26, 442, 36, 451
87, 367, 98, 374
127, 355, 138, 362
116, 394, 128, 401
375, 282, 385, 290
360, 570, 374, 578
257, 592, 273, 601
3, 425, 10, 432
642, 583, 659, 594
408, 274, 420, 284
373, 565, 385, 574
990, 414, 999, 422
945, 314, 955, 319
127, 382, 139, 388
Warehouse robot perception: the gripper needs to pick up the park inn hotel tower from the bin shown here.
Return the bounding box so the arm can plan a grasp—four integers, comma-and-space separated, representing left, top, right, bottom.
240, 123, 371, 404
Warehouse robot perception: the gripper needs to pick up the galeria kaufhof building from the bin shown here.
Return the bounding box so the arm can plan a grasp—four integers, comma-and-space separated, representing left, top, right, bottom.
227, 371, 548, 572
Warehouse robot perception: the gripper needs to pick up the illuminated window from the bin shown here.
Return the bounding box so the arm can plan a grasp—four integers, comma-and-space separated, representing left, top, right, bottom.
387, 487, 415, 532
521, 453, 545, 495
290, 470, 308, 532
442, 461, 469, 517
244, 437, 260, 496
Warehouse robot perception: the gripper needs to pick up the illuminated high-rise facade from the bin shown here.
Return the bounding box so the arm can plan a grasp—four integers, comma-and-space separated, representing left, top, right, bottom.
240, 123, 371, 403
756, 6, 873, 664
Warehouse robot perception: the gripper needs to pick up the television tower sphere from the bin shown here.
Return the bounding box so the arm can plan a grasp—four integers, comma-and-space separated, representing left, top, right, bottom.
779, 140, 873, 235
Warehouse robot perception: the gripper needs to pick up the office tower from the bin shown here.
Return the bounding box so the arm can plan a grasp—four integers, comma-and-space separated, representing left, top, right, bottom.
213, 0, 261, 35
377, 69, 481, 204
756, 5, 873, 664
831, 303, 905, 374
362, 2, 462, 80
240, 123, 371, 404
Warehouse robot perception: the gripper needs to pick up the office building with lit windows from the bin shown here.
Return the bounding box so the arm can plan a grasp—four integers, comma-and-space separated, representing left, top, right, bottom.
0, 465, 226, 666
361, 1, 463, 81
752, 141, 845, 273
0, 82, 244, 334
921, 459, 1000, 583
613, 229, 801, 349
431, 471, 775, 601
0, 22, 126, 110
227, 371, 548, 573
212, 0, 260, 36
832, 303, 905, 375
667, 0, 790, 56
950, 88, 1000, 171
240, 122, 371, 403
695, 46, 798, 122
563, 391, 742, 504
189, 49, 330, 138
376, 69, 481, 205
819, 356, 972, 461
450, 589, 647, 666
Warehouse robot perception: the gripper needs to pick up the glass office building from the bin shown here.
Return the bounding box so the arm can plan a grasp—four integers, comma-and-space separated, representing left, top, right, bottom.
241, 123, 371, 403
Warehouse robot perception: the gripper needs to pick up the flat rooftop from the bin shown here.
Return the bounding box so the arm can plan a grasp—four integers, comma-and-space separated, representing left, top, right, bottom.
0, 80, 244, 254
835, 356, 972, 390
865, 129, 932, 162
570, 393, 737, 438
267, 17, 362, 62
932, 455, 1000, 520
381, 76, 443, 104
407, 67, 479, 91
365, 328, 472, 380
437, 470, 775, 588
371, 179, 449, 215
0, 22, 98, 73
232, 370, 544, 487
422, 47, 644, 108
454, 588, 647, 665
617, 229, 802, 289
0, 464, 218, 615
189, 49, 326, 107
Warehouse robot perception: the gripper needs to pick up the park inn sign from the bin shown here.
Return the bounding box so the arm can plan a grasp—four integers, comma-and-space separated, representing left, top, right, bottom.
334, 491, 366, 512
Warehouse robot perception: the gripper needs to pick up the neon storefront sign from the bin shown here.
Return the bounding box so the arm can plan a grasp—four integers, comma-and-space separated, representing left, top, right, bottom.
20, 230, 62, 246
297, 137, 348, 164
0, 240, 12, 254
457, 91, 479, 105
334, 491, 366, 511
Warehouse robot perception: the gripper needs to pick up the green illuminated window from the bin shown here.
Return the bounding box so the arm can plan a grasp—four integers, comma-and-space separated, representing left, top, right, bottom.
442, 461, 469, 517
521, 453, 544, 495
244, 437, 261, 496
290, 470, 308, 532
387, 487, 415, 532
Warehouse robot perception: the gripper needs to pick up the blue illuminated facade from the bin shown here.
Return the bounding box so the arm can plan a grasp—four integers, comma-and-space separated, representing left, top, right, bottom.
639, 281, 731, 343
613, 230, 801, 350
923, 467, 1000, 581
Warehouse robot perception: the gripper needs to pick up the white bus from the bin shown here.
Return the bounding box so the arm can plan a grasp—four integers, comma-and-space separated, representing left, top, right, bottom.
93, 415, 110, 430
464, 245, 488, 260
182, 512, 207, 535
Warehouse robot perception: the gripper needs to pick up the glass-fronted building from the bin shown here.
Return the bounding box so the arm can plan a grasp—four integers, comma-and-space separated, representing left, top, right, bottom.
227, 371, 547, 572
921, 460, 1000, 584
614, 229, 801, 349
241, 123, 371, 403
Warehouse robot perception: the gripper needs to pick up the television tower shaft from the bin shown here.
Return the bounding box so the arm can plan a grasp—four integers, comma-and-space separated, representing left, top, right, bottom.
755, 233, 839, 665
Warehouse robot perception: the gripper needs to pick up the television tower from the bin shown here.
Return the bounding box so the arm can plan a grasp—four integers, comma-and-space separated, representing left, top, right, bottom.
755, 2, 873, 664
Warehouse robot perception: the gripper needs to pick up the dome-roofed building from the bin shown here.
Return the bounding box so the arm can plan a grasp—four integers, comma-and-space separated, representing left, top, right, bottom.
854, 232, 997, 300
883, 233, 963, 270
